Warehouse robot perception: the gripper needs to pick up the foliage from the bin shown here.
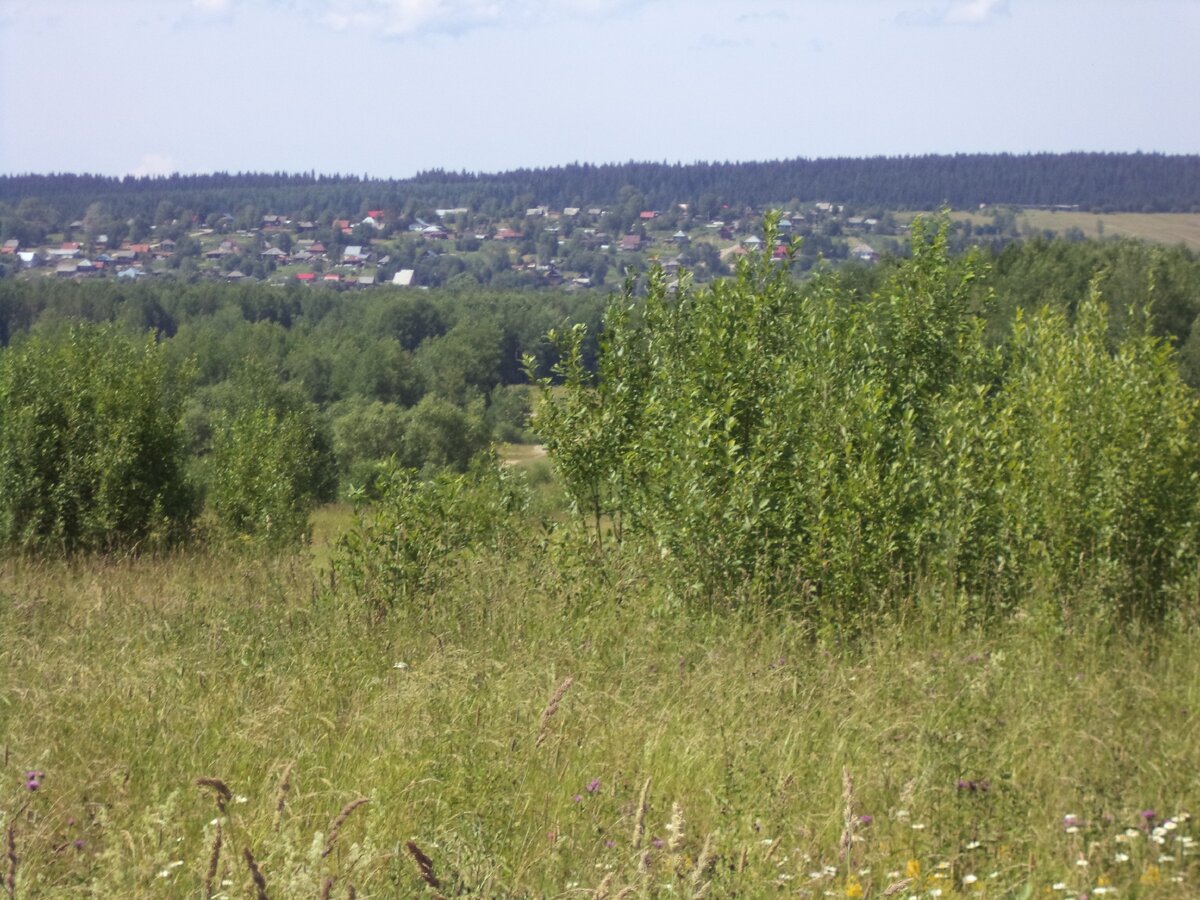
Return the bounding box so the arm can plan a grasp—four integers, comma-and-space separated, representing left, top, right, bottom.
205, 361, 336, 546
331, 457, 528, 618
534, 215, 1200, 622
0, 323, 196, 551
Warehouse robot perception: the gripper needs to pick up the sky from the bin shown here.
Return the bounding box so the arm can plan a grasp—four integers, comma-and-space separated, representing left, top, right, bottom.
1, 0, 1197, 179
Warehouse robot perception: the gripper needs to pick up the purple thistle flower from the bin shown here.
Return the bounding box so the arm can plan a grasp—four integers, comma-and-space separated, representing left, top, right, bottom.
651, 837, 664, 849
573, 794, 583, 803
605, 840, 616, 849
73, 840, 85, 850
858, 815, 873, 826
25, 778, 40, 791
587, 777, 601, 794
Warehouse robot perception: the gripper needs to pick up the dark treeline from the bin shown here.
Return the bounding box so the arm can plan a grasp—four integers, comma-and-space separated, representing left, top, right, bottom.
2, 153, 1198, 226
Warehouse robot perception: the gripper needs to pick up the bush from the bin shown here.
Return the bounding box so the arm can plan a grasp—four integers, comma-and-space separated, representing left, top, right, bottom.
533, 216, 1200, 623
332, 458, 527, 618
205, 360, 336, 546
0, 324, 197, 552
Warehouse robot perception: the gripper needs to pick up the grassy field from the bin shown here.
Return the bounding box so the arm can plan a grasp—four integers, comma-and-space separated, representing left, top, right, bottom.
932, 210, 1200, 251
3, 524, 1199, 897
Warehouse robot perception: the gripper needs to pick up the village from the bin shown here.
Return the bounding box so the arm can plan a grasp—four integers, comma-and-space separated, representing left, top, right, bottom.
0, 200, 896, 290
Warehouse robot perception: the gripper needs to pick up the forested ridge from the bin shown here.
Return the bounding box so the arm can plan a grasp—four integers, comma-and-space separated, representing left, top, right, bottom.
3, 152, 1199, 221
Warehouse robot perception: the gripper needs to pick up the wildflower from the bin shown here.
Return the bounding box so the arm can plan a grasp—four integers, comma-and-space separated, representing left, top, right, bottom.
1141, 809, 1157, 825
392, 661, 409, 670
1114, 853, 1130, 863
1051, 883, 1068, 891
1140, 864, 1162, 886
573, 794, 583, 803
906, 859, 921, 879
858, 815, 873, 826
604, 840, 616, 849
651, 838, 664, 849
587, 777, 601, 794
845, 877, 864, 898
963, 873, 978, 884
25, 778, 39, 791
73, 840, 84, 850
965, 840, 982, 850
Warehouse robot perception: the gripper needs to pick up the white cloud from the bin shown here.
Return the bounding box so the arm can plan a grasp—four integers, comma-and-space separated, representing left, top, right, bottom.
130, 154, 177, 178
945, 0, 1008, 24
297, 0, 648, 39
898, 0, 1009, 27
193, 0, 234, 13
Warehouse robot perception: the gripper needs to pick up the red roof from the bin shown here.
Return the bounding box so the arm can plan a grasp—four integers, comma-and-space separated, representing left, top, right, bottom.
296, 272, 316, 281
367, 209, 384, 219
62, 242, 80, 250
639, 211, 657, 220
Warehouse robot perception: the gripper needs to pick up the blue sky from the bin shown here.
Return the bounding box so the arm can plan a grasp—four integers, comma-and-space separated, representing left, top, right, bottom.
1, 0, 1197, 178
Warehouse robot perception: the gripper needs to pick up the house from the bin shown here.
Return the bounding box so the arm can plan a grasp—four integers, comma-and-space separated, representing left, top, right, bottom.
308, 242, 327, 255
526, 206, 548, 217
562, 207, 580, 217
392, 269, 415, 287
260, 247, 289, 260
56, 261, 78, 277
495, 227, 523, 242
639, 211, 658, 221
742, 235, 763, 250
342, 245, 367, 264
672, 230, 690, 245
226, 270, 247, 281
323, 273, 341, 283
1, 239, 18, 254
620, 234, 643, 252
294, 272, 316, 283
17, 251, 41, 268
356, 274, 376, 286
421, 225, 448, 240
367, 209, 385, 221
117, 266, 145, 279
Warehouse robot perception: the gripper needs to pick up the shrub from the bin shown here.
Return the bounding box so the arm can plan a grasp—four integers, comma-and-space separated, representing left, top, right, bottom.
0, 324, 197, 552
332, 458, 527, 618
532, 215, 1200, 623
205, 360, 336, 546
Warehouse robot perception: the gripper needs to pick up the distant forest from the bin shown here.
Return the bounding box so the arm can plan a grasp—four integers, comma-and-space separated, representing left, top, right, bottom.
3, 153, 1199, 221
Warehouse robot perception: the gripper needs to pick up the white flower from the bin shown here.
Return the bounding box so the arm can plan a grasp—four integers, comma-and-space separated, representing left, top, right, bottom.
1052, 883, 1068, 891
234, 795, 248, 805
965, 840, 981, 850
1114, 852, 1130, 862
1075, 858, 1088, 867
393, 661, 409, 669
963, 873, 978, 884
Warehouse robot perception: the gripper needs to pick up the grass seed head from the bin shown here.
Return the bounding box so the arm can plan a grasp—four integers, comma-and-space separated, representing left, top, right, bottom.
536, 676, 575, 747
632, 777, 652, 850
406, 840, 440, 889
323, 797, 369, 859
195, 777, 233, 813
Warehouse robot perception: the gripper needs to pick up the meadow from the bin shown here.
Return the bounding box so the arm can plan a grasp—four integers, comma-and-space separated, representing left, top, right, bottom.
3, 524, 1199, 898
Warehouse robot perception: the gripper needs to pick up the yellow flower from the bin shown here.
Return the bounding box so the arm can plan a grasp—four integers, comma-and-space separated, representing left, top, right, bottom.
906, 858, 921, 879
845, 877, 864, 898
1141, 864, 1162, 886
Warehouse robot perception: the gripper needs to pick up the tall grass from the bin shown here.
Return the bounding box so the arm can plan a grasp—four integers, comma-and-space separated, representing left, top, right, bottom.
2, 539, 1198, 896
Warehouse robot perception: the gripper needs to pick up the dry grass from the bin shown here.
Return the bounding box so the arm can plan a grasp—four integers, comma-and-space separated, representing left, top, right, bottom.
927, 209, 1200, 250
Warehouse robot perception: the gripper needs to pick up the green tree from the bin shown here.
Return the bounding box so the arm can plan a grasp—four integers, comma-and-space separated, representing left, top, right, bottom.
0, 324, 197, 551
